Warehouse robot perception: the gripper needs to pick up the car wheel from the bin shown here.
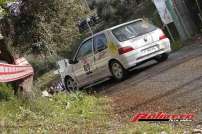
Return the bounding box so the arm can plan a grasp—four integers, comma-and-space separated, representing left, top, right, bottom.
155, 53, 168, 62
65, 77, 78, 92
110, 60, 127, 81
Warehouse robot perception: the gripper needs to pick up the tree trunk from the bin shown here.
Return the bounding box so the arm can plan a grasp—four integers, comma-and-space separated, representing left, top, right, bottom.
16, 75, 34, 99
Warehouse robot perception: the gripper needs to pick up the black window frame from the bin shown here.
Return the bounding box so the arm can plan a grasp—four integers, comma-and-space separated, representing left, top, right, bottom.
93, 33, 108, 53
75, 38, 93, 60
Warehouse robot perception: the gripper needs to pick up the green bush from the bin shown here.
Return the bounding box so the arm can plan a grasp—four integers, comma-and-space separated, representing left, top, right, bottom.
9, 0, 86, 56
28, 56, 57, 78
0, 84, 13, 101
171, 40, 183, 51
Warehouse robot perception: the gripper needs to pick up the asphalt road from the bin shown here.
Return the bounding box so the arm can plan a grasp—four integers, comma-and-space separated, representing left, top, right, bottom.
93, 42, 202, 121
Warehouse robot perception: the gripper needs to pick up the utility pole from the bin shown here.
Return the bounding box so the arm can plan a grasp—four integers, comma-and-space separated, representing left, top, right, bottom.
86, 17, 96, 90
83, 0, 91, 12
86, 19, 94, 61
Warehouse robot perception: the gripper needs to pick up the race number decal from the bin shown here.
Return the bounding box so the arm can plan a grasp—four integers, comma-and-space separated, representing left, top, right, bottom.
83, 64, 91, 75
82, 59, 92, 75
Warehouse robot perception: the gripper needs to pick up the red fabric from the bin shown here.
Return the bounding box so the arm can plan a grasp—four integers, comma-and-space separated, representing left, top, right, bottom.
0, 58, 34, 83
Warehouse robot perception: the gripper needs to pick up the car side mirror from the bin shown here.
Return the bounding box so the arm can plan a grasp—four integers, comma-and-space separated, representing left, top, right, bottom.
69, 59, 79, 64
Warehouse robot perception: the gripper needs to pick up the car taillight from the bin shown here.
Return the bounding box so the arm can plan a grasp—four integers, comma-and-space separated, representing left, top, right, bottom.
159, 34, 167, 40
118, 46, 134, 55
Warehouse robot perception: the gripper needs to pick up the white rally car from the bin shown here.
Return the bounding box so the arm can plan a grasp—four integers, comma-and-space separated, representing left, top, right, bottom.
61, 19, 171, 91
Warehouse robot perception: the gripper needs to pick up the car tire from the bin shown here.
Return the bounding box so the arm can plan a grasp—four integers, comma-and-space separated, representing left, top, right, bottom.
155, 53, 169, 62
65, 77, 78, 92
109, 60, 127, 81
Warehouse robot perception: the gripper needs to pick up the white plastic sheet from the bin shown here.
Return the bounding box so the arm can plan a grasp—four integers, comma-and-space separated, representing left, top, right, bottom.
153, 0, 173, 25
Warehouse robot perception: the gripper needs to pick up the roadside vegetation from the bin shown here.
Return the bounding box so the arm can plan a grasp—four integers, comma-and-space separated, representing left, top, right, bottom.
0, 0, 87, 78
171, 40, 183, 51
0, 84, 188, 133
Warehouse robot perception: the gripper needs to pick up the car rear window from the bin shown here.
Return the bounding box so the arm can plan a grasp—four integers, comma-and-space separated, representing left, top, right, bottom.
112, 20, 157, 42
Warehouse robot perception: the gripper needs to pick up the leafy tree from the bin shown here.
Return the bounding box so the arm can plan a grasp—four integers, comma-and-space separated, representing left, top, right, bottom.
2, 0, 86, 58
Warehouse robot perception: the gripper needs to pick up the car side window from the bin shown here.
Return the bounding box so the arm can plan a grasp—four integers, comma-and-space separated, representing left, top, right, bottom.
77, 39, 93, 59
94, 34, 107, 53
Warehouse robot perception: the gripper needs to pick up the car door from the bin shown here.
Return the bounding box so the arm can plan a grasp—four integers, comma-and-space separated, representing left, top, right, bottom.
73, 38, 95, 86
93, 33, 111, 80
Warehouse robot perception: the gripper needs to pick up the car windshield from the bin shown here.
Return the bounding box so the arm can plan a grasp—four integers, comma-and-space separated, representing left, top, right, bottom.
112, 20, 157, 42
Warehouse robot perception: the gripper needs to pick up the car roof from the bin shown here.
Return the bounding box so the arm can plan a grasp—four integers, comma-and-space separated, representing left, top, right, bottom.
82, 30, 109, 43
82, 18, 143, 43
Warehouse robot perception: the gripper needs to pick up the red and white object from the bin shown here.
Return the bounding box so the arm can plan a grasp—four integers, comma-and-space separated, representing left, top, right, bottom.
15, 57, 30, 65
0, 58, 34, 83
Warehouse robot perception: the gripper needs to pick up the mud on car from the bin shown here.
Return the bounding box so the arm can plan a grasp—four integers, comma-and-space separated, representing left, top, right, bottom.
61, 19, 172, 91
